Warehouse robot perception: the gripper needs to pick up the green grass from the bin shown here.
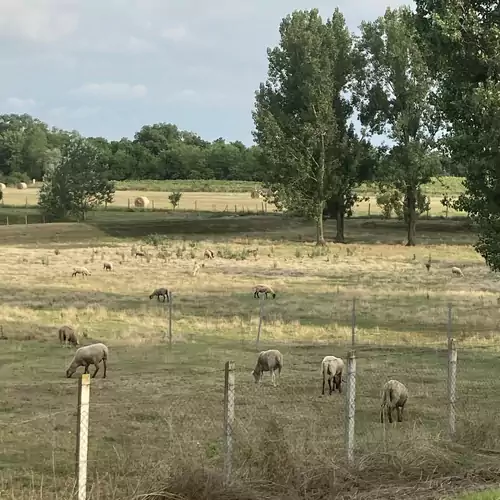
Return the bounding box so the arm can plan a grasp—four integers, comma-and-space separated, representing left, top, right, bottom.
451, 491, 500, 499
2, 212, 500, 499
114, 179, 260, 192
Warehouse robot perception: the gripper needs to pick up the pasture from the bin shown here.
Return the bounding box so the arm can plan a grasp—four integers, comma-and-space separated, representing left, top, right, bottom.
0, 187, 466, 217
1, 214, 500, 499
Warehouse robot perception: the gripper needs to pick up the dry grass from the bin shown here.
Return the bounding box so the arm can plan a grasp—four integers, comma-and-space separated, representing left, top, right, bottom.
1, 216, 499, 499
0, 187, 466, 216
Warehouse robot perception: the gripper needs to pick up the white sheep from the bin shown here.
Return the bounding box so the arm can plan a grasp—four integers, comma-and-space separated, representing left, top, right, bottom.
72, 266, 91, 277
58, 325, 79, 346
251, 349, 283, 387
204, 248, 214, 259
321, 355, 344, 395
380, 379, 408, 423
103, 261, 113, 271
66, 343, 108, 378
149, 287, 170, 302
253, 284, 276, 299
451, 266, 464, 277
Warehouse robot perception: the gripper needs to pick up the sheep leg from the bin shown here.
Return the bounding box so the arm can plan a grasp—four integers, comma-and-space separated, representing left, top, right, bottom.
92, 363, 99, 378
83, 364, 90, 374
271, 370, 276, 387
102, 359, 107, 378
322, 375, 326, 395
397, 406, 403, 422
380, 406, 385, 424
328, 377, 333, 395
336, 374, 342, 394
387, 406, 393, 424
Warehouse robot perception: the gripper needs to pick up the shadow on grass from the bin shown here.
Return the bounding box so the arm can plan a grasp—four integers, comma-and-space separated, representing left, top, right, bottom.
0, 209, 477, 246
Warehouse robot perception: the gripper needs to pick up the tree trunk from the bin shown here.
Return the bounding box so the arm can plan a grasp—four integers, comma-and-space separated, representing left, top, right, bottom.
406, 186, 417, 246
315, 133, 326, 246
335, 194, 345, 243
316, 214, 326, 246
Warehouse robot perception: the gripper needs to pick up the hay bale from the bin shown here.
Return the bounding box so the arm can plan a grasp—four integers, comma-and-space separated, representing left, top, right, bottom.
0, 183, 5, 191
17, 182, 27, 190
134, 196, 150, 208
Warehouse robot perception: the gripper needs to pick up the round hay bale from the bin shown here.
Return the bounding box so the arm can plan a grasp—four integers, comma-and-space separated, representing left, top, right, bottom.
17, 182, 27, 190
134, 196, 150, 208
0, 183, 5, 191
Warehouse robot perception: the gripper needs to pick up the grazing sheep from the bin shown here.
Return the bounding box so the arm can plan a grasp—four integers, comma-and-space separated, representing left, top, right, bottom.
321, 355, 344, 395
253, 284, 276, 299
72, 266, 91, 277
66, 343, 108, 378
252, 349, 283, 387
204, 248, 214, 259
451, 266, 464, 277
58, 325, 79, 346
103, 261, 113, 271
149, 287, 170, 302
380, 379, 408, 423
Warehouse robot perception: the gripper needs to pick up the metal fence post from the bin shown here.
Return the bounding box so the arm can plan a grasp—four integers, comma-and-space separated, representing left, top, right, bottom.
448, 338, 457, 438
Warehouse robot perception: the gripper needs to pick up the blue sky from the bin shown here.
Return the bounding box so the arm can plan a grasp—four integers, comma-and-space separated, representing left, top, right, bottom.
0, 0, 411, 146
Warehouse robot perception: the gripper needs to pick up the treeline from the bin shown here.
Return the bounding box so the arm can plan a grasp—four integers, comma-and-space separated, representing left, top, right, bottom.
0, 115, 266, 184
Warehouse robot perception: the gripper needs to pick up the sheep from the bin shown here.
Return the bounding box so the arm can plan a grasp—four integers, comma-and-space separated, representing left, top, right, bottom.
204, 248, 214, 259
135, 250, 146, 258
380, 379, 408, 424
149, 287, 170, 302
451, 266, 464, 277
321, 355, 344, 395
66, 343, 108, 378
72, 266, 91, 277
251, 349, 283, 387
58, 325, 79, 346
103, 261, 113, 271
253, 284, 276, 299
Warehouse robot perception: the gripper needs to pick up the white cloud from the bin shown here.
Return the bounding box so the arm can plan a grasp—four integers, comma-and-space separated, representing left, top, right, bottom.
4, 97, 36, 110
0, 0, 79, 43
70, 83, 147, 100
161, 24, 189, 42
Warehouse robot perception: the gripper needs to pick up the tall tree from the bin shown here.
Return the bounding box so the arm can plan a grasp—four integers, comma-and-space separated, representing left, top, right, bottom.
353, 6, 441, 245
415, 0, 500, 269
253, 8, 360, 244
38, 135, 115, 221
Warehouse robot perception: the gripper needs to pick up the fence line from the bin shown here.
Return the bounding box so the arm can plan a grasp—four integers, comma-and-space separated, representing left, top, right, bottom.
223, 361, 235, 486
345, 350, 356, 465
448, 338, 458, 438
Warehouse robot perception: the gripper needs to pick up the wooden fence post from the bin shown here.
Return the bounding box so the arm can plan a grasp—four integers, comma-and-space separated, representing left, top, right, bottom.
76, 374, 91, 500
448, 338, 457, 439
345, 350, 356, 466
256, 295, 264, 350
25, 215, 28, 225
223, 361, 235, 486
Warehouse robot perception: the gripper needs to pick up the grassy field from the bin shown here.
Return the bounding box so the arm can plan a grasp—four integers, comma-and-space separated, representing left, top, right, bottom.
0, 187, 467, 218
1, 214, 500, 499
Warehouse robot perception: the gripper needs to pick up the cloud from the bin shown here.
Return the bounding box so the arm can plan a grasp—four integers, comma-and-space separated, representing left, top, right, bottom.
161, 25, 189, 43
4, 97, 37, 110
0, 0, 79, 43
70, 83, 148, 100
47, 105, 101, 119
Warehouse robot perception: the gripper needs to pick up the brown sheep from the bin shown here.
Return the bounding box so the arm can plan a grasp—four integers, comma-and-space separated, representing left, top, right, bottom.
58, 325, 79, 346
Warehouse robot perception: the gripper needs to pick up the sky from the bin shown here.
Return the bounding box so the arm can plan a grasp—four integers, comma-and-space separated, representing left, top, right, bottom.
0, 0, 412, 146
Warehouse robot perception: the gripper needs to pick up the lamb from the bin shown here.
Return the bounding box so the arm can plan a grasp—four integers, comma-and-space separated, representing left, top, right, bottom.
321, 355, 344, 395
253, 284, 276, 299
66, 343, 108, 378
451, 266, 464, 277
149, 287, 170, 302
58, 325, 79, 346
103, 261, 113, 271
204, 248, 214, 259
380, 379, 408, 423
251, 349, 283, 387
72, 266, 91, 277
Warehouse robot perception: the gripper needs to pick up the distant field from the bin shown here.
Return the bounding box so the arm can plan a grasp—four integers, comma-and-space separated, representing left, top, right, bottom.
0, 185, 467, 218
10, 176, 466, 196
